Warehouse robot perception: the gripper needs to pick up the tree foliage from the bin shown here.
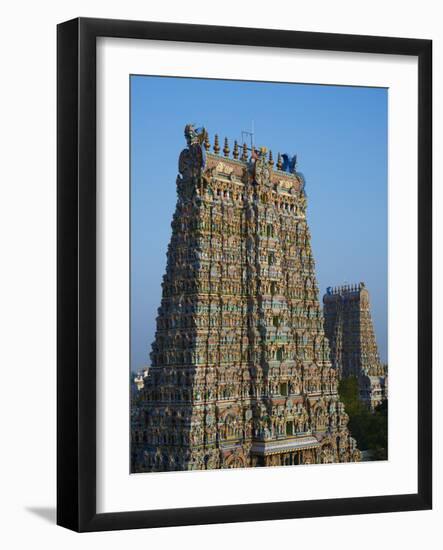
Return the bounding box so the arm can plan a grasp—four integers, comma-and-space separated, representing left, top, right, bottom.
338, 376, 388, 461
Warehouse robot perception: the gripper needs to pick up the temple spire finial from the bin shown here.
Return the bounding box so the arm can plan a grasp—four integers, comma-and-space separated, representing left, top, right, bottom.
223, 137, 230, 158
213, 134, 220, 155
233, 140, 239, 159
268, 150, 274, 167
241, 143, 248, 161
204, 132, 210, 151
277, 152, 283, 170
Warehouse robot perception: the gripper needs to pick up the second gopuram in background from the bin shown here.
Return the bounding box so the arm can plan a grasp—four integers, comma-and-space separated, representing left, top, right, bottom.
323, 283, 388, 410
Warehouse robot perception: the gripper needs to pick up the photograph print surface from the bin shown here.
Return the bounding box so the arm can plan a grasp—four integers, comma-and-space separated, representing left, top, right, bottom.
130, 75, 388, 473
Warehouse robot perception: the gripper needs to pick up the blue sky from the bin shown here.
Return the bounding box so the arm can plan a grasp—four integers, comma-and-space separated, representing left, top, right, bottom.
131, 75, 388, 372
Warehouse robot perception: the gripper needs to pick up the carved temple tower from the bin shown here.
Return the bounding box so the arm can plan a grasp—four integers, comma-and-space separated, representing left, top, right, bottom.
323, 284, 388, 410
131, 125, 360, 472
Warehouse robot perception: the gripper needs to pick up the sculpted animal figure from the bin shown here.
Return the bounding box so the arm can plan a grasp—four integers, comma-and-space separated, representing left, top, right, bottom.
182, 124, 208, 171
281, 153, 297, 174
184, 124, 207, 146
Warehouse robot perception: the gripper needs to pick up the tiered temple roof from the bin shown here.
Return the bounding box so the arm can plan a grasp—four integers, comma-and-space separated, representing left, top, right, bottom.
131, 125, 360, 472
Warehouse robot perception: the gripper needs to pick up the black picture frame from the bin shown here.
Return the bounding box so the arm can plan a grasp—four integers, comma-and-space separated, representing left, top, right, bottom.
57, 17, 432, 532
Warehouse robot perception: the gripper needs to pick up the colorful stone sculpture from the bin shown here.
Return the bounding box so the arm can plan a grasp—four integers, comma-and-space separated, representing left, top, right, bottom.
131, 126, 361, 472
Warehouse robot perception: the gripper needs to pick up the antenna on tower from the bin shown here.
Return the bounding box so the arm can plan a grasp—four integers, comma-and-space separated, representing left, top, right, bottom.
241, 120, 255, 150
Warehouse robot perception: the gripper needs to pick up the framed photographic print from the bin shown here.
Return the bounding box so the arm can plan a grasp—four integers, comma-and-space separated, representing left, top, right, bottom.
57, 17, 432, 532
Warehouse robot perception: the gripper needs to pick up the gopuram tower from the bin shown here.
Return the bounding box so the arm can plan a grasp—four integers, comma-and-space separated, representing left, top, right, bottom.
131, 125, 360, 472
323, 284, 388, 410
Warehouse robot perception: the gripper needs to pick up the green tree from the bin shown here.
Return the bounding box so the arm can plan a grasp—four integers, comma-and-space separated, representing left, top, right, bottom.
338, 376, 388, 461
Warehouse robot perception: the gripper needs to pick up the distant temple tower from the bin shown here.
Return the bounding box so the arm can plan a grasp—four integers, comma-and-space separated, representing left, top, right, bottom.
323, 283, 388, 410
131, 125, 360, 472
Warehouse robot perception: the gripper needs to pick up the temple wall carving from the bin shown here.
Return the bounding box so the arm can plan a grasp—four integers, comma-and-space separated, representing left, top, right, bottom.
131, 126, 360, 472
